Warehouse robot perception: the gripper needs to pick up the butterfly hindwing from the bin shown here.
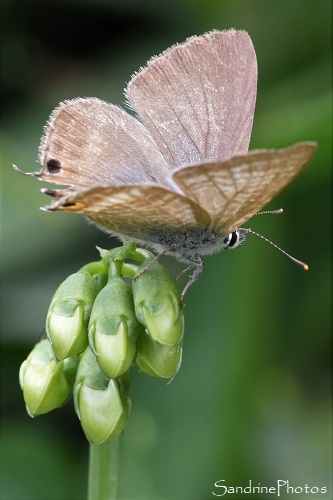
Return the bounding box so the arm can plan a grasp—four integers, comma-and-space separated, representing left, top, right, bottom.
36, 98, 172, 192
47, 184, 211, 242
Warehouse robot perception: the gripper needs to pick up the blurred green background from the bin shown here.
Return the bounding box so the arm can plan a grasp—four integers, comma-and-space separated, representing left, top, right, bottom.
1, 0, 331, 499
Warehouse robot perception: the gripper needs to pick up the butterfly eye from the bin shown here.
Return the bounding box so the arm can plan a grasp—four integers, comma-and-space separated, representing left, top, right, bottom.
223, 230, 244, 250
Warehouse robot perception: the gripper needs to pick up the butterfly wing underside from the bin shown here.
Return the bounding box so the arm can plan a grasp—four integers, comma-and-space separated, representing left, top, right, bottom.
172, 142, 317, 234
127, 30, 257, 168
46, 142, 316, 244
32, 98, 172, 193
47, 184, 211, 242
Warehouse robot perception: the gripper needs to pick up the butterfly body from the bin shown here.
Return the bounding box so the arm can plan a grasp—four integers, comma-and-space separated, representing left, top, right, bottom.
89, 215, 238, 260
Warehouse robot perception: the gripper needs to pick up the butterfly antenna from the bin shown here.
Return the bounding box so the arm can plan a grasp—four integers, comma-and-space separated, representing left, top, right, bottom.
256, 208, 284, 216
242, 227, 309, 270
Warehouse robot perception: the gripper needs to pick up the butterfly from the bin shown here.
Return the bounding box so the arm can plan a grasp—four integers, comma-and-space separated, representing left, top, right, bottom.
16, 29, 316, 296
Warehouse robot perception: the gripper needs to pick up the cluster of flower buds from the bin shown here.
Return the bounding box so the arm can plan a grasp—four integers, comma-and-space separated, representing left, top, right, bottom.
19, 244, 184, 443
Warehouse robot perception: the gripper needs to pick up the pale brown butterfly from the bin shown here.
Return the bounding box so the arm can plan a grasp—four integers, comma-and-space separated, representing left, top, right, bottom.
16, 30, 316, 296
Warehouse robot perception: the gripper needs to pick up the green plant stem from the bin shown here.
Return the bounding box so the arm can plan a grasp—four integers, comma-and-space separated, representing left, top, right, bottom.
79, 260, 108, 278
88, 438, 120, 500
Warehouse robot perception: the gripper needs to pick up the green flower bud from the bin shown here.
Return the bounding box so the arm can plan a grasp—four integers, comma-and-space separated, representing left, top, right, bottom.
89, 278, 143, 379
46, 271, 100, 360
74, 349, 130, 444
132, 258, 184, 346
136, 330, 182, 378
19, 339, 79, 417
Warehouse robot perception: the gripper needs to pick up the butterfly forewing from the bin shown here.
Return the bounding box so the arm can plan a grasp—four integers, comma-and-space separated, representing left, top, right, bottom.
38, 97, 171, 190
172, 142, 317, 234
127, 30, 257, 168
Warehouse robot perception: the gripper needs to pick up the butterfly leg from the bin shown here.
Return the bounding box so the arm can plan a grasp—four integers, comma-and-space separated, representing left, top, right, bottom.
133, 245, 177, 281
180, 256, 204, 300
177, 264, 194, 280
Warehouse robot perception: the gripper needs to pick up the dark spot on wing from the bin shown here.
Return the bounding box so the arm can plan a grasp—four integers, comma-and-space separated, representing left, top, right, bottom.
43, 189, 57, 196
46, 159, 61, 173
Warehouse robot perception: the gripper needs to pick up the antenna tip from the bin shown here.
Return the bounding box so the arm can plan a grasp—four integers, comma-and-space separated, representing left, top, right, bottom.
303, 264, 309, 271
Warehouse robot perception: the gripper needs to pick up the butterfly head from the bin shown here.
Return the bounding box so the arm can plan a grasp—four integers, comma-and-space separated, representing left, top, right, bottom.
222, 229, 246, 250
